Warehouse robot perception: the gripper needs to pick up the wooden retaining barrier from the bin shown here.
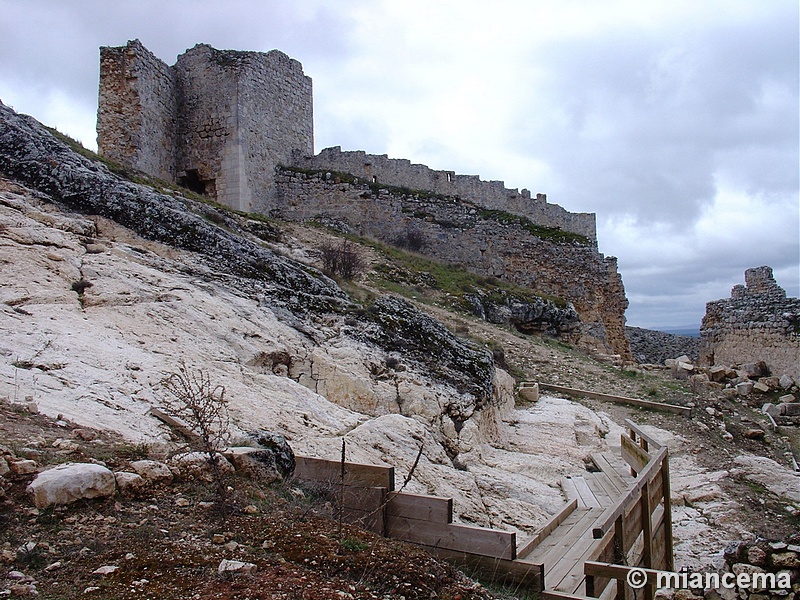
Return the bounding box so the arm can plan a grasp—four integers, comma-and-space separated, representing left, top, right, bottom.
583, 421, 674, 600
292, 418, 675, 597
537, 383, 693, 416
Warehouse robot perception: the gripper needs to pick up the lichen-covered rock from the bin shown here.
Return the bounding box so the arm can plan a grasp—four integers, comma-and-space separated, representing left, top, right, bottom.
168, 452, 235, 482
27, 463, 116, 508
361, 295, 495, 407
0, 101, 350, 317
465, 290, 580, 337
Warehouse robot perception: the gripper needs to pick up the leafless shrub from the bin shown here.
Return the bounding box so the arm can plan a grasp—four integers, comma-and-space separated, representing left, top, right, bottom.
320, 239, 364, 280
161, 363, 231, 506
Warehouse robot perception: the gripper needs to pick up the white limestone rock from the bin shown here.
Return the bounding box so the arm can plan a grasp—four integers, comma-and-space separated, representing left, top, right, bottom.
130, 460, 173, 484
27, 463, 116, 508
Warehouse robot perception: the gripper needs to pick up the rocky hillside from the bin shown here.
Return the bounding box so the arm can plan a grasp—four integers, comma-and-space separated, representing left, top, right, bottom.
1, 102, 800, 597
626, 326, 700, 365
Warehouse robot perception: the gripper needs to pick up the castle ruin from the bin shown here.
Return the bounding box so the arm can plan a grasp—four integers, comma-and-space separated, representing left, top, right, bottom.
98, 40, 313, 212
97, 40, 631, 358
699, 266, 800, 380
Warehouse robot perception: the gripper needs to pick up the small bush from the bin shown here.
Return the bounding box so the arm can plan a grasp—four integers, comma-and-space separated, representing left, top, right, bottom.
320, 240, 364, 280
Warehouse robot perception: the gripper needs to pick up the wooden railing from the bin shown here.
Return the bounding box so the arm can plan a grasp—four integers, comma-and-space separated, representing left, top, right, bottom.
583, 420, 674, 600
292, 455, 544, 589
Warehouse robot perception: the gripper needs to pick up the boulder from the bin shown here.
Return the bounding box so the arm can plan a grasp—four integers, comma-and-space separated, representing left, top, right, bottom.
218, 559, 257, 577
758, 376, 780, 390
130, 460, 173, 484
736, 381, 754, 396
239, 431, 295, 479
782, 403, 800, 417
9, 459, 38, 475
779, 394, 796, 404
168, 452, 235, 482
223, 447, 293, 483
518, 383, 539, 403
709, 366, 728, 382
27, 463, 116, 508
739, 362, 769, 378
0, 457, 9, 477
779, 374, 794, 390
114, 472, 146, 495
752, 381, 770, 393
742, 429, 765, 440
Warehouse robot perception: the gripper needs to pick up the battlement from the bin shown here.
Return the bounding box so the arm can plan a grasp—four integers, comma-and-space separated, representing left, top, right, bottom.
291, 147, 596, 242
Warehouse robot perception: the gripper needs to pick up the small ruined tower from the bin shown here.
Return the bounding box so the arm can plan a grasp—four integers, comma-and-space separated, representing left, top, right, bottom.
97, 39, 313, 213
699, 266, 800, 380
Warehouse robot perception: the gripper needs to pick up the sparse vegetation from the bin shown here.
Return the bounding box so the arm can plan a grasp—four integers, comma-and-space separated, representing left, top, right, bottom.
160, 363, 231, 507
320, 239, 365, 280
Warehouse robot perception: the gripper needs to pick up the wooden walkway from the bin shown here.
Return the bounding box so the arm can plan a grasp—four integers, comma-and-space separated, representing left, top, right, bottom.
517, 452, 635, 596
288, 419, 674, 600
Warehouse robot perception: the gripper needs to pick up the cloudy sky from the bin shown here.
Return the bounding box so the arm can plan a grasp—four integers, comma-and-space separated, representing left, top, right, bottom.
1, 1, 797, 330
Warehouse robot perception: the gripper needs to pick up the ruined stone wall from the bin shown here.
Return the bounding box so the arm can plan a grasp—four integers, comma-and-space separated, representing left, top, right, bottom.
700, 266, 800, 380
290, 146, 597, 242
97, 41, 313, 213
273, 168, 630, 358
97, 40, 177, 182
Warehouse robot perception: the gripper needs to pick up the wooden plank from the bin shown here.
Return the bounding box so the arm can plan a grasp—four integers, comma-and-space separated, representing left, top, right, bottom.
586, 473, 620, 506
149, 406, 200, 442
341, 485, 386, 512
428, 547, 544, 590
591, 454, 632, 494
525, 508, 602, 567
621, 435, 650, 473
573, 477, 602, 508
539, 384, 693, 416
386, 515, 516, 560
294, 456, 395, 490
386, 492, 452, 523
518, 499, 578, 559
562, 476, 582, 506
622, 501, 643, 553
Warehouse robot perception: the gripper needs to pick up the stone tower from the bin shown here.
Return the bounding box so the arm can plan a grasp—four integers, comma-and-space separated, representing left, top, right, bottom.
97, 40, 313, 212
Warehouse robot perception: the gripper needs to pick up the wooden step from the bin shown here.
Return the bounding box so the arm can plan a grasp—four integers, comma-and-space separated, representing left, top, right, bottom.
590, 452, 634, 493
561, 475, 602, 508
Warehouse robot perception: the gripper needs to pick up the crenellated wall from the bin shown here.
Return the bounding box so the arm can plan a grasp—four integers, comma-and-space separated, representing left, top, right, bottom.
96, 41, 630, 356
291, 147, 596, 242
699, 266, 800, 380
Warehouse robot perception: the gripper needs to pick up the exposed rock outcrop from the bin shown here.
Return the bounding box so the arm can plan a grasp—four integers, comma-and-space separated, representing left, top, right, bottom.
627, 326, 700, 365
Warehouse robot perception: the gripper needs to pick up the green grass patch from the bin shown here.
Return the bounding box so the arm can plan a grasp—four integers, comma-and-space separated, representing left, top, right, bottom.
478, 208, 591, 246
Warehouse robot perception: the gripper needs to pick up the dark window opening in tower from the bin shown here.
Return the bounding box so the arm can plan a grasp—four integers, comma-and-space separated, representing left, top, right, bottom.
179, 169, 215, 197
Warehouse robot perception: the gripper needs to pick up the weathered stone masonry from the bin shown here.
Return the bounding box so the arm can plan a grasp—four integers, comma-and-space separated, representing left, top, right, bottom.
97, 41, 631, 357
700, 266, 800, 380
98, 39, 313, 213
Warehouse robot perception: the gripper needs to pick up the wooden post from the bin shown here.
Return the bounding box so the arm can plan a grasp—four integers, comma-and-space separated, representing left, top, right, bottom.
641, 480, 652, 569
586, 574, 596, 598
660, 451, 675, 571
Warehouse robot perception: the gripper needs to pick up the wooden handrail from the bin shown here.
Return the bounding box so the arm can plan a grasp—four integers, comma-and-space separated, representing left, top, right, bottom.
538, 384, 692, 416
624, 419, 663, 449
592, 446, 668, 539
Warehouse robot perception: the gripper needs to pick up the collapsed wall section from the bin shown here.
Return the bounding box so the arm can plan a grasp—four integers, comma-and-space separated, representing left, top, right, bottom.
291, 146, 597, 243
97, 39, 177, 182
274, 168, 630, 358
699, 266, 800, 379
